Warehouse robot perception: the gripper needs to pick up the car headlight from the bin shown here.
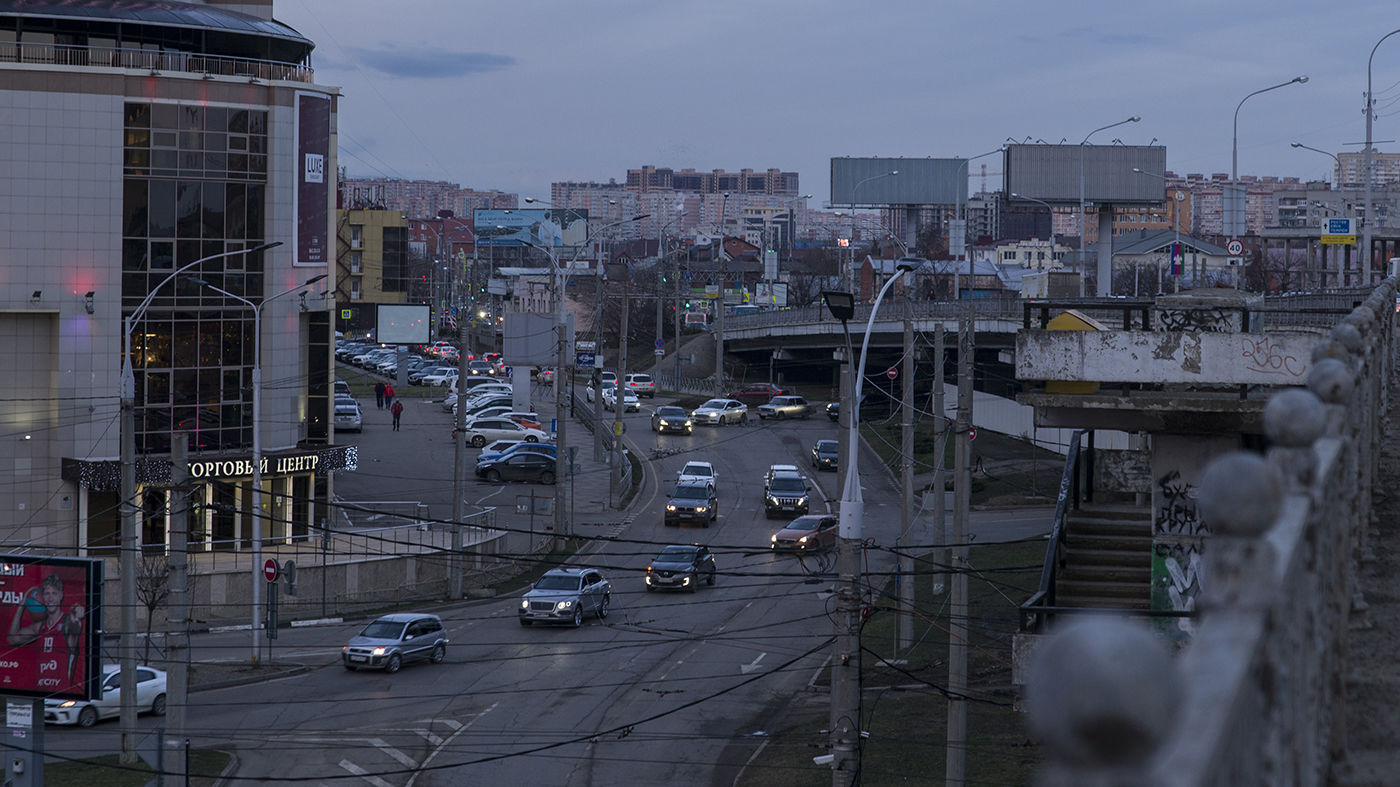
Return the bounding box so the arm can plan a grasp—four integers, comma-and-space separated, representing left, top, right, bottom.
695, 506, 707, 513
557, 600, 574, 610
767, 495, 779, 505
59, 700, 76, 708
770, 534, 777, 543
520, 600, 529, 610
667, 504, 677, 511
798, 496, 808, 506
798, 535, 809, 543
684, 420, 692, 426
371, 646, 387, 656
682, 576, 691, 585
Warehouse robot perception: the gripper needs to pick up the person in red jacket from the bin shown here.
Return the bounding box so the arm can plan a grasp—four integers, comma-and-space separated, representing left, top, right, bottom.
390, 399, 404, 431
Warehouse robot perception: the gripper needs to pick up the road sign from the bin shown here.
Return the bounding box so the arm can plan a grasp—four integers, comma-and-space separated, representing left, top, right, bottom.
575, 340, 596, 352
1326, 217, 1355, 235
502, 365, 513, 378
654, 349, 665, 356
340, 309, 352, 320
1226, 239, 1244, 256
886, 367, 898, 380
969, 427, 977, 441
263, 558, 278, 583
654, 338, 665, 349
550, 417, 558, 435
575, 351, 597, 369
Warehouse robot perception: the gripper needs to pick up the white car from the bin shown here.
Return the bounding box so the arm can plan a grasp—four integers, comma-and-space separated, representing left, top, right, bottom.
334, 402, 363, 432
45, 665, 166, 727
602, 386, 640, 412
458, 418, 550, 448
678, 461, 718, 486
420, 368, 460, 387
456, 381, 512, 397
690, 398, 748, 426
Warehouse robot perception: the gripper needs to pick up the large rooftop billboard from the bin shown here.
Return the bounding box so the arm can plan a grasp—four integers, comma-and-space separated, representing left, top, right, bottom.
474, 209, 589, 248
830, 158, 968, 206
1004, 144, 1167, 205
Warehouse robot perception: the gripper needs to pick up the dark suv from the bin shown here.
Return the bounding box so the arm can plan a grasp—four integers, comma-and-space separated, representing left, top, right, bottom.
645, 544, 717, 592
665, 482, 718, 526
519, 568, 612, 627
342, 613, 449, 673
764, 471, 810, 518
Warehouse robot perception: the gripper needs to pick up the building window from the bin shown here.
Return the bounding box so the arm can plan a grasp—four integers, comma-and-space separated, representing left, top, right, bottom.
350, 251, 362, 274
350, 226, 363, 249
350, 279, 362, 300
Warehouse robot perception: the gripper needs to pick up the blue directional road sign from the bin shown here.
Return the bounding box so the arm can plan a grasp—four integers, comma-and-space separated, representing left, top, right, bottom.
576, 351, 596, 369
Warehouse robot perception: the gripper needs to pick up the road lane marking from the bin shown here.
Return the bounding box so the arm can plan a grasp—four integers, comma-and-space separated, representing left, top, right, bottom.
404, 702, 498, 787
369, 738, 418, 768
740, 652, 767, 675
339, 759, 394, 787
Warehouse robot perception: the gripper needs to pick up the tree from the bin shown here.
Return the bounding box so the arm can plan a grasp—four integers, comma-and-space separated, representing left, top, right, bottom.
136, 556, 170, 664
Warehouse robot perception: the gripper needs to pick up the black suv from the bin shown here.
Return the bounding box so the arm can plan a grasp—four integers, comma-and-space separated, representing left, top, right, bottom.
645, 544, 717, 592
764, 471, 810, 519
665, 482, 718, 526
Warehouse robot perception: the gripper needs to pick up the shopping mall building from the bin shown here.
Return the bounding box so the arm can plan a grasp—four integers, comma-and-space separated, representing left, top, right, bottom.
0, 1, 352, 557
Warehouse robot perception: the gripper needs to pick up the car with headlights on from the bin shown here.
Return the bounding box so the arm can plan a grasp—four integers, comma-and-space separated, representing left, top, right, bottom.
757, 395, 813, 420
44, 665, 166, 727
651, 405, 693, 434
645, 544, 717, 592
770, 514, 838, 552
690, 398, 748, 426
519, 568, 611, 626
764, 469, 810, 518
810, 439, 839, 471
665, 481, 718, 526
342, 613, 448, 673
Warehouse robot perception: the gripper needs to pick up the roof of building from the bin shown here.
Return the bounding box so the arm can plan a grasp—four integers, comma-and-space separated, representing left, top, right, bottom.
1091, 229, 1227, 256
863, 256, 1005, 277
2, 1, 312, 46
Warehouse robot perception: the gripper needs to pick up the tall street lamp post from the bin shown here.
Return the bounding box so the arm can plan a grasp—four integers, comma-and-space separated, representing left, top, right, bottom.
1366, 33, 1400, 271
118, 241, 281, 757
186, 270, 327, 666
1229, 76, 1308, 240
1080, 117, 1140, 296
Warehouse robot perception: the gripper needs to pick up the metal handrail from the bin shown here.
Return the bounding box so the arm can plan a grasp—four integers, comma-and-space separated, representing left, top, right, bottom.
0, 42, 314, 82
1020, 429, 1085, 633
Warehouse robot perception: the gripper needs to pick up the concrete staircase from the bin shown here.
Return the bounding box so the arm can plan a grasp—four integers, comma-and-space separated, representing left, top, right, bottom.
1054, 502, 1153, 610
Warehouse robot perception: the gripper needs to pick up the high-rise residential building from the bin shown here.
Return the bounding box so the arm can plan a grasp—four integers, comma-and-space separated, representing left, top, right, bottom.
1337, 152, 1400, 189
0, 2, 348, 556
341, 177, 516, 218
627, 166, 800, 196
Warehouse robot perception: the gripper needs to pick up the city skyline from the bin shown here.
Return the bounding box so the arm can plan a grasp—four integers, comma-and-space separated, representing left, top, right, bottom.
278, 0, 1387, 206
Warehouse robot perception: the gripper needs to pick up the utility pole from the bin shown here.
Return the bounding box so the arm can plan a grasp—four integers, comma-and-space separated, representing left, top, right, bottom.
593, 266, 605, 462
673, 258, 683, 382
713, 247, 726, 397
898, 280, 915, 651
830, 347, 860, 786
946, 310, 974, 786
119, 361, 138, 764
554, 264, 569, 542
166, 435, 189, 780
610, 291, 628, 506
449, 318, 469, 599
932, 324, 946, 595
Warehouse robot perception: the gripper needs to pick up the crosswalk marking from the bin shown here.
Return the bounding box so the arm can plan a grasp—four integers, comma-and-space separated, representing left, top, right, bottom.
369, 738, 419, 768
339, 759, 394, 787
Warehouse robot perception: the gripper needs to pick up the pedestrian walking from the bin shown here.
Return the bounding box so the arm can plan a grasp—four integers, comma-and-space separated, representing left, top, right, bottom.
390, 399, 403, 431
374, 381, 385, 409
384, 383, 395, 410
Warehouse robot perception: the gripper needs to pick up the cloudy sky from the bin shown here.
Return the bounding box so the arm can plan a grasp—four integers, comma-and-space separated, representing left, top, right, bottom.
276, 0, 1392, 205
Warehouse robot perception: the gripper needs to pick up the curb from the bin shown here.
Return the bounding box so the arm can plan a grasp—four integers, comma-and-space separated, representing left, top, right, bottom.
212, 749, 240, 787
191, 664, 313, 693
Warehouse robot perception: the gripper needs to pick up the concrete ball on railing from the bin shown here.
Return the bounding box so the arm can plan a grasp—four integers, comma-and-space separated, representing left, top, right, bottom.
1310, 339, 1351, 364
1329, 321, 1364, 354
1344, 305, 1376, 335
1264, 388, 1326, 447
1307, 357, 1355, 404
1198, 452, 1280, 537
1027, 616, 1178, 767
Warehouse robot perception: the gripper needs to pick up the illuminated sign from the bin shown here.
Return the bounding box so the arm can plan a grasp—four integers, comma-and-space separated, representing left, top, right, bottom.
189, 452, 321, 481
0, 556, 103, 701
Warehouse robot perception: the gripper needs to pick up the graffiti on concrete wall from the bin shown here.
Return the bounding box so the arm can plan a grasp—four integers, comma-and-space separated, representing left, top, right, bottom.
1156, 307, 1237, 332
1151, 541, 1202, 636
1241, 335, 1306, 379
1155, 470, 1205, 537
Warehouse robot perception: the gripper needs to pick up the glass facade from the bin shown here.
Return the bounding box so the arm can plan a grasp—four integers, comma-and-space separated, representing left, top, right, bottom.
122, 102, 269, 454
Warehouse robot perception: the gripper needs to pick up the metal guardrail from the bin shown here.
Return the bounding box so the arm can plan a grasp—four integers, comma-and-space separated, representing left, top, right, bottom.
0, 42, 315, 82
725, 299, 1024, 331
1020, 430, 1086, 633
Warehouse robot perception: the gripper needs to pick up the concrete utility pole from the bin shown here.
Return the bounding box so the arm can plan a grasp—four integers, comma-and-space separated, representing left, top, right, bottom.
593, 268, 605, 463
449, 318, 469, 599
166, 436, 189, 780
932, 324, 947, 595
946, 312, 974, 786
713, 243, 726, 397
899, 283, 916, 651
830, 347, 860, 787
554, 263, 569, 541
611, 291, 628, 506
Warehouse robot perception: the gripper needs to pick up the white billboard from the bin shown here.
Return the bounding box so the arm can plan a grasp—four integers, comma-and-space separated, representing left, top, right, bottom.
376, 304, 430, 344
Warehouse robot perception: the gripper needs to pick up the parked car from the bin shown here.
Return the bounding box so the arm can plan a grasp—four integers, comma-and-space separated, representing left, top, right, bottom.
645, 544, 717, 592
458, 418, 549, 447
728, 382, 784, 405
810, 439, 839, 471
538, 367, 555, 384
519, 568, 611, 626
459, 396, 515, 418
665, 481, 719, 526
764, 469, 810, 518
411, 366, 455, 385
502, 411, 544, 430
342, 613, 449, 673
602, 386, 640, 412
334, 379, 352, 395
476, 439, 523, 457
770, 514, 839, 552
476, 442, 556, 467
757, 395, 813, 420
651, 405, 693, 434
334, 403, 363, 433
420, 368, 460, 387
625, 373, 657, 398
476, 450, 557, 484
690, 398, 748, 426
678, 461, 717, 486
44, 665, 166, 727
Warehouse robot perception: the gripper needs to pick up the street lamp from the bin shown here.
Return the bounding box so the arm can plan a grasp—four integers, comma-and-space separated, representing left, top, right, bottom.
1229, 76, 1308, 238
1080, 116, 1140, 296
1366, 35, 1400, 266
185, 270, 327, 666
1290, 142, 1340, 182
820, 259, 917, 782
117, 241, 281, 750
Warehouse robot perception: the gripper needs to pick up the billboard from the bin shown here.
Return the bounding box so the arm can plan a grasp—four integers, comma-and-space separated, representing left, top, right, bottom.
830, 158, 967, 206
0, 556, 103, 701
474, 209, 589, 248
504, 312, 573, 366
1004, 145, 1167, 205
376, 304, 431, 345
293, 92, 331, 266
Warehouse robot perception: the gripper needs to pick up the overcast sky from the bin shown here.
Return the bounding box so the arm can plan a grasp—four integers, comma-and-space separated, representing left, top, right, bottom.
277, 0, 1393, 206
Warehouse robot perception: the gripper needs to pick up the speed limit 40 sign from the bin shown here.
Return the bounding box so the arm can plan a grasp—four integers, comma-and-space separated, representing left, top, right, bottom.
1226, 239, 1244, 256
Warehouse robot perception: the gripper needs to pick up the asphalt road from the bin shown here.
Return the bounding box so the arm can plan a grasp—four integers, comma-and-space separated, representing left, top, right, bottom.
42, 385, 1052, 785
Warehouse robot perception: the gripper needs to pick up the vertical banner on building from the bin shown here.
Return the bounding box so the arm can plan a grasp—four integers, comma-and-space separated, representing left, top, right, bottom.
0, 556, 103, 701
294, 92, 331, 267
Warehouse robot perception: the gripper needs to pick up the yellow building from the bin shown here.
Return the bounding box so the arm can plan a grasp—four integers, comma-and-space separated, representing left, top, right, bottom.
335, 208, 410, 333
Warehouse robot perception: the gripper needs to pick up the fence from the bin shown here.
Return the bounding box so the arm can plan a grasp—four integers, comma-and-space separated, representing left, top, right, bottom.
0, 42, 315, 82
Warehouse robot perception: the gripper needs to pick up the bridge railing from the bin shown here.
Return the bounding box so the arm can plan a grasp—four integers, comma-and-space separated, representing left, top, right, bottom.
1024, 276, 1397, 786
725, 299, 1025, 331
